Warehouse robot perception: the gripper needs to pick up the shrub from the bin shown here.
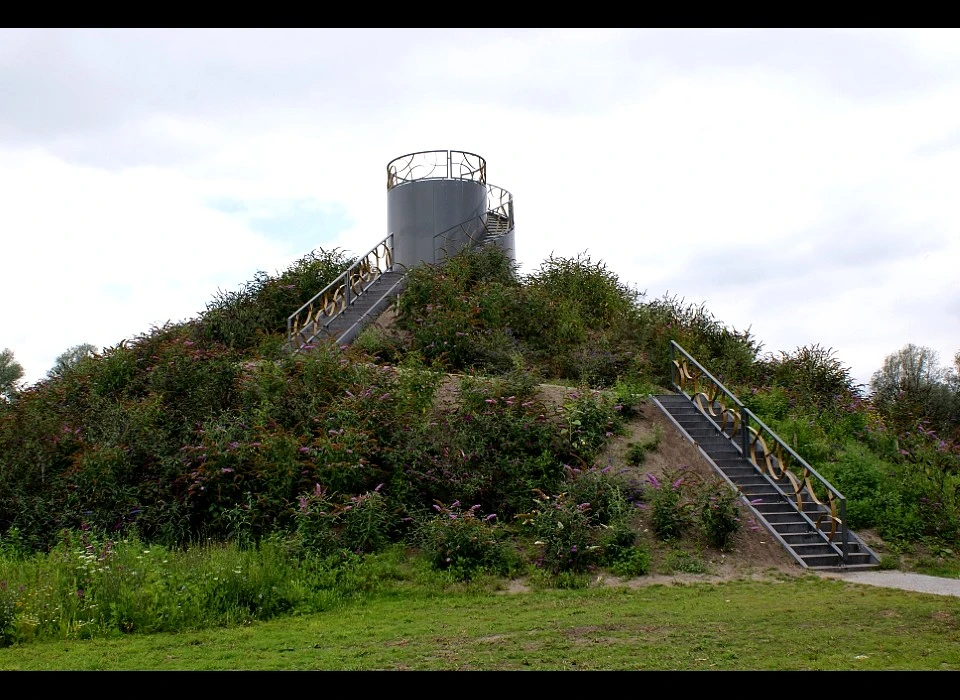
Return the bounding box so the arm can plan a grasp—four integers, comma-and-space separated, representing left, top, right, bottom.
612, 375, 654, 419
294, 485, 392, 556
607, 543, 652, 578
523, 491, 599, 574
561, 466, 637, 526
645, 471, 695, 541
626, 426, 663, 466
697, 481, 742, 551
559, 387, 625, 463
417, 501, 511, 578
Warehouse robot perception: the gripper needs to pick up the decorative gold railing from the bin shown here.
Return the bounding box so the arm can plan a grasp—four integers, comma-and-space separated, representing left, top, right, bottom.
386, 150, 486, 190
287, 235, 394, 351
432, 183, 514, 263
670, 341, 849, 559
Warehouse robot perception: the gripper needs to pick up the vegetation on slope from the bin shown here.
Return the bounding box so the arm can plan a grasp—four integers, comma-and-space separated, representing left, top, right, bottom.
1, 243, 958, 646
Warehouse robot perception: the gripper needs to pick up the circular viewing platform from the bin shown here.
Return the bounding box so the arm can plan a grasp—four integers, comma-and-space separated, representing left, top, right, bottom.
387, 150, 487, 190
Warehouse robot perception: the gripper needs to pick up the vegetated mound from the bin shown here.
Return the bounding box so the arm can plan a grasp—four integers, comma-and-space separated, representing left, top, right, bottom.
1, 243, 957, 570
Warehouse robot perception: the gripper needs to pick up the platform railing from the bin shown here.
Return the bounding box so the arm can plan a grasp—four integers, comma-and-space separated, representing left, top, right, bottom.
386, 150, 486, 189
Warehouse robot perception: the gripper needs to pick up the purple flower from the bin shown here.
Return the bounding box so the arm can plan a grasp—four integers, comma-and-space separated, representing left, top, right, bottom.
220, 468, 234, 474
645, 473, 661, 489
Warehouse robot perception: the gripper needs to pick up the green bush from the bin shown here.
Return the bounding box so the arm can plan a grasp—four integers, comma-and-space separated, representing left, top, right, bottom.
697, 481, 742, 551
417, 501, 512, 578
626, 426, 662, 466
608, 543, 652, 578
524, 491, 600, 574
645, 471, 695, 541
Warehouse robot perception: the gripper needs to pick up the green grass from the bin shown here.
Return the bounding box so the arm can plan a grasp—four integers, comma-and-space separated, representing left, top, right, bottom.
1, 576, 958, 670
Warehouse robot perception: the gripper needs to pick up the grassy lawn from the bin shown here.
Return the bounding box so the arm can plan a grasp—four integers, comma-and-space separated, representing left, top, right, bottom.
2, 574, 958, 670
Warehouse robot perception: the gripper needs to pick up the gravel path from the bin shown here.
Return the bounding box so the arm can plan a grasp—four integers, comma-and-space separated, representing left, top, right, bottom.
820, 571, 960, 597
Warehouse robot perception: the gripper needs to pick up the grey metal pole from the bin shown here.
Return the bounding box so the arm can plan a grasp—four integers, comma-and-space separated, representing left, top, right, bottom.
670, 342, 676, 391
841, 499, 849, 564
741, 409, 750, 458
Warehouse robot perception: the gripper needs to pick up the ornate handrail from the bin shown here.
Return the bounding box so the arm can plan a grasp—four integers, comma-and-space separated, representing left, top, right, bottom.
432, 183, 514, 263
670, 341, 850, 561
287, 234, 394, 351
386, 150, 487, 190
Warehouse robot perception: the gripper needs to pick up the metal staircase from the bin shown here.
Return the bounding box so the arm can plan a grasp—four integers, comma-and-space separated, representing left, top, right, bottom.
287, 205, 514, 353
653, 342, 880, 572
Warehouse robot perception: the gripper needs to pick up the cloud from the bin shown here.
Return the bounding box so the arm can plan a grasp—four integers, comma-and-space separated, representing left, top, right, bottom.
1, 28, 958, 394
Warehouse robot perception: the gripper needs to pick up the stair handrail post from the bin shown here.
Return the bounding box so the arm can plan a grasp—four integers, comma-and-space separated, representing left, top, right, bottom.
840, 497, 849, 564
670, 341, 676, 389
740, 408, 750, 458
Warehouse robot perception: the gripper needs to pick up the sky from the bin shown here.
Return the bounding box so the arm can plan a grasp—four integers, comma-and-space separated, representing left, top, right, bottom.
2, 28, 959, 392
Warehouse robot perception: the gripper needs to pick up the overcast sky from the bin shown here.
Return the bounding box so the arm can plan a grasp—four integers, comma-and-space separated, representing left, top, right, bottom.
2, 28, 959, 391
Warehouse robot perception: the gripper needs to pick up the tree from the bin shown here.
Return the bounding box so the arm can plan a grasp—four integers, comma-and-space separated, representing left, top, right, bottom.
0, 348, 24, 401
871, 343, 959, 432
47, 343, 98, 380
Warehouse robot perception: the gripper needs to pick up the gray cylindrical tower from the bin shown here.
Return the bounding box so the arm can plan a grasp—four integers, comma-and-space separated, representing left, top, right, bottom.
386, 150, 515, 269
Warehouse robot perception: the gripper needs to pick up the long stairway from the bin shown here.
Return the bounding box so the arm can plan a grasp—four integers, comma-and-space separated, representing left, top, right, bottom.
653, 344, 880, 572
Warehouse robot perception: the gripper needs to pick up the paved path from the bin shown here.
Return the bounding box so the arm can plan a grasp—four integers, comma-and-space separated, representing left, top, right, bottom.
820, 571, 960, 598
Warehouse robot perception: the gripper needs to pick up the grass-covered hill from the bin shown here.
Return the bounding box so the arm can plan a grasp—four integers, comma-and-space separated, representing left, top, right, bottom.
1, 243, 958, 560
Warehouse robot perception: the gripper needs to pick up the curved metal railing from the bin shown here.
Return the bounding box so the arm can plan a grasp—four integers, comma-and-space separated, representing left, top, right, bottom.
386, 150, 487, 190
670, 341, 850, 560
287, 235, 395, 351
432, 183, 514, 263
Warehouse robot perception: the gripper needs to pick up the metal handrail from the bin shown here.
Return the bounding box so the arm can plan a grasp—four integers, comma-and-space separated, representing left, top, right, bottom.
386, 150, 487, 190
670, 340, 850, 562
287, 234, 394, 351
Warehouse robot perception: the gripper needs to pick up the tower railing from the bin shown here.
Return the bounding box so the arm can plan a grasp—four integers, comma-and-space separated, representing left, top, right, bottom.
386, 150, 487, 189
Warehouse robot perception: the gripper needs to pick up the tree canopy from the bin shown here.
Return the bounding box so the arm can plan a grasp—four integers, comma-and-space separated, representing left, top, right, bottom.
0, 348, 24, 401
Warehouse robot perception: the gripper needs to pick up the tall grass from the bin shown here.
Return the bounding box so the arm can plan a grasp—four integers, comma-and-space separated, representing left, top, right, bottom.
0, 530, 399, 646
